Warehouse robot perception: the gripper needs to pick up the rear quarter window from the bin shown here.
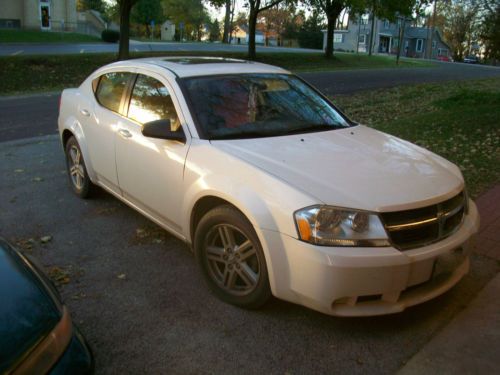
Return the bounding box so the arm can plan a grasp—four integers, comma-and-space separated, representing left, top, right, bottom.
95, 72, 131, 113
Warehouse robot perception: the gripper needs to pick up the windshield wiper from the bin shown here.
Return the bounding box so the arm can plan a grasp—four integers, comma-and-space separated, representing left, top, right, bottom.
283, 124, 340, 135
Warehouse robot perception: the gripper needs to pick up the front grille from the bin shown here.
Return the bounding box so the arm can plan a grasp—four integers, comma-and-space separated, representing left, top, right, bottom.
380, 191, 466, 250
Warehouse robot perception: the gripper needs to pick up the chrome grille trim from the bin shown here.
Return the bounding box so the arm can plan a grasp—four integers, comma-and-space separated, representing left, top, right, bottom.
380, 192, 465, 250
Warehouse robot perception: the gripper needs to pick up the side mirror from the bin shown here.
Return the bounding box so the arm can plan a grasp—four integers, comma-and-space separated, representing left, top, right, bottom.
142, 119, 186, 143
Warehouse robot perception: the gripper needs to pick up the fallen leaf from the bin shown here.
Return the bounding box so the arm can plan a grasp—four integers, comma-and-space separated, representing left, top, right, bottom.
40, 235, 52, 244
117, 273, 126, 280
14, 169, 24, 173
32, 177, 44, 182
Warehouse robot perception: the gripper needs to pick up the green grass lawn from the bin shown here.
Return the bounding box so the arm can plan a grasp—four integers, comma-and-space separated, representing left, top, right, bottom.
333, 78, 500, 198
0, 51, 431, 95
0, 29, 101, 43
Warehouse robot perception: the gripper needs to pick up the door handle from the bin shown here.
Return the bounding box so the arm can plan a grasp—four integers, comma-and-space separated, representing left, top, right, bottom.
80, 109, 90, 117
118, 128, 132, 138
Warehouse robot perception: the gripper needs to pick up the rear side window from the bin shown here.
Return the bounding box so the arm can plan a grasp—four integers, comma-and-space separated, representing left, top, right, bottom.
127, 74, 180, 128
95, 72, 131, 113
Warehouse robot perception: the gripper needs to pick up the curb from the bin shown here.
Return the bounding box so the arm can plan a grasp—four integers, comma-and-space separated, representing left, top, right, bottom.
398, 273, 500, 374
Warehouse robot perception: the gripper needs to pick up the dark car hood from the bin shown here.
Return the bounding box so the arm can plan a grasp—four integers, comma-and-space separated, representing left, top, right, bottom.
0, 239, 61, 373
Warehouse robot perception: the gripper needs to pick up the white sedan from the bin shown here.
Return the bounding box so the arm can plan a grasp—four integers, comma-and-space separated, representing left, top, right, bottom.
58, 57, 479, 316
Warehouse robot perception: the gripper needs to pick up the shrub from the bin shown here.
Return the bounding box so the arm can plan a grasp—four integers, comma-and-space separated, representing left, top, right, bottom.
297, 31, 323, 50
101, 29, 120, 43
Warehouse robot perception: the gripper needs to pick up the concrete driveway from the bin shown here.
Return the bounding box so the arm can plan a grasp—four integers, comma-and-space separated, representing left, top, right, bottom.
0, 133, 498, 374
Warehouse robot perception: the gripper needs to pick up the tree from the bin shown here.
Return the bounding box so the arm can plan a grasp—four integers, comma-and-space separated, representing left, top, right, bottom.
245, 1, 287, 59
435, 0, 480, 60
132, 0, 165, 38
209, 19, 222, 41
163, 0, 210, 41
480, 1, 500, 62
208, 0, 236, 43
117, 0, 140, 60
306, 1, 349, 58
297, 9, 325, 49
259, 4, 294, 46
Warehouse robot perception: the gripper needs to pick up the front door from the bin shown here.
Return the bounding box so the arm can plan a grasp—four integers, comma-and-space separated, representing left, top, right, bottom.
115, 73, 190, 235
40, 1, 51, 30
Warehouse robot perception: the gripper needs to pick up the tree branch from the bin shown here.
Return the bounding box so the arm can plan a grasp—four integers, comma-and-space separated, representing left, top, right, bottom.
259, 0, 284, 13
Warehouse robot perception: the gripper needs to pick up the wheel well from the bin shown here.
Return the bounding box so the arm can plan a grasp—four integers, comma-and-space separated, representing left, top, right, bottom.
190, 196, 242, 243
61, 129, 74, 147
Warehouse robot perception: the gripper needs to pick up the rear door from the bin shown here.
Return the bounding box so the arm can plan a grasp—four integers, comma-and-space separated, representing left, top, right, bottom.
85, 71, 135, 191
114, 71, 190, 236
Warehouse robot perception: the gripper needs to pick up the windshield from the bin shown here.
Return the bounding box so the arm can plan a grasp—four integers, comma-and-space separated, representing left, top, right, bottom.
181, 74, 351, 140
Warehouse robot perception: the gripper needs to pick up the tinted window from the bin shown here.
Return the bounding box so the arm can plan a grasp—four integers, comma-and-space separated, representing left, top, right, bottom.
95, 72, 131, 113
128, 75, 179, 128
182, 74, 350, 140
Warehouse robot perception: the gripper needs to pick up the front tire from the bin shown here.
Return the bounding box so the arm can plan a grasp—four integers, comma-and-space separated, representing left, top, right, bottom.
65, 136, 94, 198
194, 205, 271, 309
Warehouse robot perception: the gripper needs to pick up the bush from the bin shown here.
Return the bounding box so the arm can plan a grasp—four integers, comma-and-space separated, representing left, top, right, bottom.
101, 29, 120, 43
297, 31, 323, 50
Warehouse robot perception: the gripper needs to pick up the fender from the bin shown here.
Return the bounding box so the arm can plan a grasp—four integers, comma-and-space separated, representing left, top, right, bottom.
182, 141, 319, 242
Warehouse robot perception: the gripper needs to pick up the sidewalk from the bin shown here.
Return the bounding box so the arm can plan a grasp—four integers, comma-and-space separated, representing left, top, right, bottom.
398, 185, 500, 374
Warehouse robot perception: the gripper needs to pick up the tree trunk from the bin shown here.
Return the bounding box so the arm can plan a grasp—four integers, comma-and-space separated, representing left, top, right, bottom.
368, 10, 376, 56
248, 8, 257, 60
118, 0, 133, 61
325, 14, 335, 58
222, 0, 231, 43
396, 18, 406, 65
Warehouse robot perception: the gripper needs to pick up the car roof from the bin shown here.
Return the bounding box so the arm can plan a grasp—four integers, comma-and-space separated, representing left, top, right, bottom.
102, 56, 290, 78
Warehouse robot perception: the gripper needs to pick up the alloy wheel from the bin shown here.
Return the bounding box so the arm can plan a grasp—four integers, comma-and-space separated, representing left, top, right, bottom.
204, 224, 261, 296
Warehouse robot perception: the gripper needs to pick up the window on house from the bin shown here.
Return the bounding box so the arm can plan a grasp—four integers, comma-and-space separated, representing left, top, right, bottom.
432, 41, 437, 48
383, 20, 390, 29
438, 48, 448, 56
360, 14, 369, 25
334, 33, 343, 43
416, 39, 423, 53
359, 34, 366, 44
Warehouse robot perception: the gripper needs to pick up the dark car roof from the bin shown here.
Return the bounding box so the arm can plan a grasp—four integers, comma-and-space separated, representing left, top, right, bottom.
0, 238, 61, 373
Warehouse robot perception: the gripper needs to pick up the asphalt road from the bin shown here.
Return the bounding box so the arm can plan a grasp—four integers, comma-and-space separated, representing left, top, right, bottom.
0, 135, 497, 374
0, 41, 320, 56
1, 62, 499, 143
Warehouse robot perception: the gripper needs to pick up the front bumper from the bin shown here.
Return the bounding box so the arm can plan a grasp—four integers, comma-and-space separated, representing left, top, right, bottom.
260, 200, 480, 317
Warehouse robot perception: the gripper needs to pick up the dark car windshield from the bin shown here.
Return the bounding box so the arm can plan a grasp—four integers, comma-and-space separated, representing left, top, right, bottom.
181, 74, 351, 140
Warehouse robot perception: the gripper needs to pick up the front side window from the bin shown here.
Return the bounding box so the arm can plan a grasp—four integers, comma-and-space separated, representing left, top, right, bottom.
127, 74, 180, 128
182, 74, 351, 140
95, 72, 131, 113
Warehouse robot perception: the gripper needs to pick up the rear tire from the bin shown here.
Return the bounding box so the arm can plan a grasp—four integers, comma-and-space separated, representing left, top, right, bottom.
65, 136, 94, 199
194, 205, 271, 309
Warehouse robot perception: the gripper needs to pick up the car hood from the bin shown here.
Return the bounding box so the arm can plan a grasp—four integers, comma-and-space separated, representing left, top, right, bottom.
0, 239, 61, 373
211, 125, 463, 212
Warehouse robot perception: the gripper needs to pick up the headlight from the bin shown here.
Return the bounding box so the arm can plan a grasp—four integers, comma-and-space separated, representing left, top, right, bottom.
294, 206, 390, 247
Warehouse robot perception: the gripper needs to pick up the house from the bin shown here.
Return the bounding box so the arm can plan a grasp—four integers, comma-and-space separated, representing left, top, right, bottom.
0, 0, 77, 31
161, 20, 175, 41
230, 24, 266, 45
322, 15, 451, 59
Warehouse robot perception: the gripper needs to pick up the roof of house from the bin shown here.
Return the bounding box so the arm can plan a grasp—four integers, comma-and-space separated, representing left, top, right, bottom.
237, 24, 265, 36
